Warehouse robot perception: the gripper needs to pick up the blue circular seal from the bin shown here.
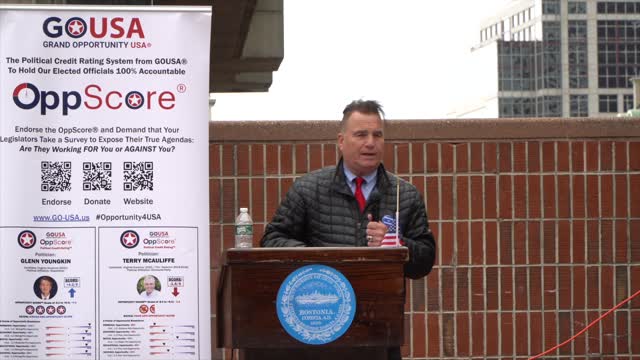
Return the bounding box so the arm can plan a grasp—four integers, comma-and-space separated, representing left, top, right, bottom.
276, 264, 356, 345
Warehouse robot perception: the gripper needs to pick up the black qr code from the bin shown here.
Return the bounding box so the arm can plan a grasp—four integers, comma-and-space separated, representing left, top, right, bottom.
123, 162, 153, 191
83, 162, 112, 191
41, 161, 72, 192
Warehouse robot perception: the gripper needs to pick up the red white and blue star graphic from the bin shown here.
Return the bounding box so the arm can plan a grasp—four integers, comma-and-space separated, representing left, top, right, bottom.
126, 91, 144, 109
18, 230, 37, 249
25, 306, 35, 315
66, 17, 87, 38
120, 230, 140, 249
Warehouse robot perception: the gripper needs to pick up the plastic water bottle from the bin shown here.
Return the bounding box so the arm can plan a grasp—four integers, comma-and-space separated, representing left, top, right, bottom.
235, 207, 253, 248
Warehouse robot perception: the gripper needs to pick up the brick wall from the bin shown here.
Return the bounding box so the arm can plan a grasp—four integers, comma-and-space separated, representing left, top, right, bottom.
210, 118, 640, 359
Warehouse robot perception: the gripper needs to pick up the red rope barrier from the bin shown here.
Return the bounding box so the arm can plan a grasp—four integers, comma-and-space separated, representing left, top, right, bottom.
528, 288, 640, 359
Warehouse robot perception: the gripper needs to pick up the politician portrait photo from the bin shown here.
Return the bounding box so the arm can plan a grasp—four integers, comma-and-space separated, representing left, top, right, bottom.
137, 275, 161, 299
33, 275, 58, 300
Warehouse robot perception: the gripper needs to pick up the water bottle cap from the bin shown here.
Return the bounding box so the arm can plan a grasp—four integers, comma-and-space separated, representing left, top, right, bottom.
240, 207, 248, 212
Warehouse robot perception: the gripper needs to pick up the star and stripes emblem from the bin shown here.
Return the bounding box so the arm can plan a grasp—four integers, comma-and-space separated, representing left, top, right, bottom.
18, 230, 36, 249
126, 91, 144, 109
120, 230, 139, 249
65, 17, 86, 38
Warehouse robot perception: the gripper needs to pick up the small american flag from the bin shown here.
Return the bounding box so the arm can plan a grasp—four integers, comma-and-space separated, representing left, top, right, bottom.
380, 215, 403, 247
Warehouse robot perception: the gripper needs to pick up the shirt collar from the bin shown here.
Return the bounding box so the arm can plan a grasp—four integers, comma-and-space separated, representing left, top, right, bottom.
343, 165, 377, 184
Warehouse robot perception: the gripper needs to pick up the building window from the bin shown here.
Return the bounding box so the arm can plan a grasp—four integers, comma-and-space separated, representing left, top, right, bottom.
597, 20, 640, 89
570, 95, 589, 116
624, 94, 634, 111
626, 2, 636, 13
498, 41, 536, 91
543, 0, 560, 14
500, 96, 562, 117
540, 21, 562, 89
597, 1, 640, 13
500, 98, 512, 117
569, 1, 587, 14
599, 94, 618, 112
569, 21, 588, 88
499, 97, 536, 117
538, 96, 562, 117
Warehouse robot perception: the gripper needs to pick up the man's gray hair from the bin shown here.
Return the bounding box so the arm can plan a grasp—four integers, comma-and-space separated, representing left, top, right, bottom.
340, 100, 385, 130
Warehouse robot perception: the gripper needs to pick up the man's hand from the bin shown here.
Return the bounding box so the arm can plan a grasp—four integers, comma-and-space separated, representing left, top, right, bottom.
366, 213, 388, 247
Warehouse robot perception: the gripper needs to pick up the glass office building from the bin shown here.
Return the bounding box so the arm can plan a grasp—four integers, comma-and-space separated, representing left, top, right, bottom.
456, 0, 640, 118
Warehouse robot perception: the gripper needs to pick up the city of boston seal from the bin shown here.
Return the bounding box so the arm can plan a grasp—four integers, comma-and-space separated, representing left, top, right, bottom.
276, 264, 356, 345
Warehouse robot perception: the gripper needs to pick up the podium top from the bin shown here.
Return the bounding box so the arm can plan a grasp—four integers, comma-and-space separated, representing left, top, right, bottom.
223, 247, 409, 265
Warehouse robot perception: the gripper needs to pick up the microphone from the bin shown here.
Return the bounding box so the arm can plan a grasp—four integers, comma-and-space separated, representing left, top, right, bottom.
368, 203, 380, 222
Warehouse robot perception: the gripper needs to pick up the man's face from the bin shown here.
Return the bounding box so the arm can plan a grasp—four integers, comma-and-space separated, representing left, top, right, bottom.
338, 111, 384, 176
40, 279, 52, 296
144, 278, 155, 294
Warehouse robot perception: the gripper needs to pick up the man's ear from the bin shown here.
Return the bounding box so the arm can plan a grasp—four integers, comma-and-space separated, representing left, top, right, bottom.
337, 132, 344, 151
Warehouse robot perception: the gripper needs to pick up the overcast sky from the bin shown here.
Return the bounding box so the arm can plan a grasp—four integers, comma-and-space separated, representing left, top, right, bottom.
210, 0, 511, 121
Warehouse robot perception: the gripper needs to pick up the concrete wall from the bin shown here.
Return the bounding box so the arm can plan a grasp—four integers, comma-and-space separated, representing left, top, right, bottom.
210, 117, 640, 359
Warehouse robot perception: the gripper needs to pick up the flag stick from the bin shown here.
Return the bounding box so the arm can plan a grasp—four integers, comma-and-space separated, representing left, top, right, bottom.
396, 175, 400, 246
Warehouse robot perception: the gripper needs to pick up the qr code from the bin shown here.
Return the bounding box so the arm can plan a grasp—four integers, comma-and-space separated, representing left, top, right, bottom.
123, 161, 153, 191
41, 161, 72, 192
83, 162, 112, 191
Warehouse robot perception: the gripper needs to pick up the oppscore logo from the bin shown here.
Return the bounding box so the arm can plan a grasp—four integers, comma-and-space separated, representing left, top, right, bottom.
43, 16, 145, 39
13, 83, 177, 116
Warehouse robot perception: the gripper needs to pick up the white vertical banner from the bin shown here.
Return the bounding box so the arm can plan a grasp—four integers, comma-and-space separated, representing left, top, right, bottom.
0, 5, 212, 360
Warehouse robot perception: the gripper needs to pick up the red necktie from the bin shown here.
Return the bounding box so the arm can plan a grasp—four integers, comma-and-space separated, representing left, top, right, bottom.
354, 177, 366, 212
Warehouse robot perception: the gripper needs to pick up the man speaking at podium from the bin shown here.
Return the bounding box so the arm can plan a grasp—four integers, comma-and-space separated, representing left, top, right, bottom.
261, 100, 436, 359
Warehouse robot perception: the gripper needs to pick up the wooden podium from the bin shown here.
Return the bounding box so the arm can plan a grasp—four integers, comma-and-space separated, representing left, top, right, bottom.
215, 247, 408, 360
